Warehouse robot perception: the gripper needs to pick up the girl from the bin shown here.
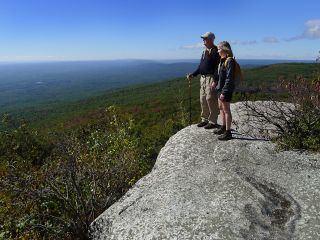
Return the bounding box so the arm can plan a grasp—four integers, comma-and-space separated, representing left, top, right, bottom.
214, 41, 235, 140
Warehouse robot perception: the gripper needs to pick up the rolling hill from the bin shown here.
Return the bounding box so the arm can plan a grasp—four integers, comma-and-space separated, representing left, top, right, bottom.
1, 62, 318, 130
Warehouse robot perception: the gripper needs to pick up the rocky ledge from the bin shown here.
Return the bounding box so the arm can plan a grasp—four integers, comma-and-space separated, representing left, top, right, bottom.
90, 102, 320, 240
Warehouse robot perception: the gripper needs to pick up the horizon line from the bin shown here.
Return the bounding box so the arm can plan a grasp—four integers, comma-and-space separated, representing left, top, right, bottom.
0, 58, 316, 64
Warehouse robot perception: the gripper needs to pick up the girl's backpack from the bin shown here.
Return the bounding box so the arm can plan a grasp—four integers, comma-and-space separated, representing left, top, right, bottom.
224, 57, 244, 88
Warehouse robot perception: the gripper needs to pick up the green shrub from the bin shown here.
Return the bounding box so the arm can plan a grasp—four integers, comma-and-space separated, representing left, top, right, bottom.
0, 102, 188, 239
276, 75, 320, 151
1, 107, 142, 239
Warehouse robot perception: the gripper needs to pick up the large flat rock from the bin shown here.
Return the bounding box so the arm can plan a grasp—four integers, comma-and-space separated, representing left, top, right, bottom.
90, 102, 320, 240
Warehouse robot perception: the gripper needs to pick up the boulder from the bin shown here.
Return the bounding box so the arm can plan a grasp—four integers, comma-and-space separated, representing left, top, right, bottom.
90, 102, 320, 240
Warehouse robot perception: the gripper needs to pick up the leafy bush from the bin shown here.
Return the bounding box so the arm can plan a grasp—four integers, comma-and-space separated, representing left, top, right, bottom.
0, 115, 53, 239
241, 65, 320, 151
0, 107, 142, 239
275, 73, 320, 151
0, 102, 188, 239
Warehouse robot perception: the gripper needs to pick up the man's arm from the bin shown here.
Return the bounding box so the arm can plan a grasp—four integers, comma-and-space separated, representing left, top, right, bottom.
211, 52, 221, 88
189, 59, 201, 78
187, 65, 199, 81
213, 52, 221, 83
188, 51, 205, 79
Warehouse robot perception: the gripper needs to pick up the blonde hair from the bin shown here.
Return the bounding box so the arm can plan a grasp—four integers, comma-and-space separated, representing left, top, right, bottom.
218, 41, 233, 58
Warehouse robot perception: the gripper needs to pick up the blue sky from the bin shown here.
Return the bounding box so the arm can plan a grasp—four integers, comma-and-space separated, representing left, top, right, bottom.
0, 0, 319, 61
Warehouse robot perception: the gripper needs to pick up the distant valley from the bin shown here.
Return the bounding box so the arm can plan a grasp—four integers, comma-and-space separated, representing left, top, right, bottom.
0, 60, 196, 112
0, 59, 314, 114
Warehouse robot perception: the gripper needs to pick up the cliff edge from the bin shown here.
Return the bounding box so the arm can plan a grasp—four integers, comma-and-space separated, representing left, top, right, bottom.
90, 102, 320, 240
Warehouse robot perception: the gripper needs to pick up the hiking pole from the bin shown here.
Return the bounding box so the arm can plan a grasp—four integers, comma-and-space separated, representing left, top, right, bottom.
188, 76, 192, 125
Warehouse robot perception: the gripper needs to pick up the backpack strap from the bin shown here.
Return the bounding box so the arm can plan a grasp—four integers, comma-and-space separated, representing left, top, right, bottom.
223, 57, 234, 67
201, 49, 206, 60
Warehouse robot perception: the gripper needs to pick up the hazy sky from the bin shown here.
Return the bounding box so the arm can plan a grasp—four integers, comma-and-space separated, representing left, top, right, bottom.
0, 0, 319, 61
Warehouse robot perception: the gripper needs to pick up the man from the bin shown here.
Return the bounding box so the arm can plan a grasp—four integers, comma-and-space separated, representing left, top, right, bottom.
187, 32, 220, 129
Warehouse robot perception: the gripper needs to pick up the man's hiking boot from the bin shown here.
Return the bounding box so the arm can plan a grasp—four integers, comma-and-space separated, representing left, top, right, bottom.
204, 123, 219, 129
214, 125, 226, 135
197, 121, 208, 127
218, 130, 232, 141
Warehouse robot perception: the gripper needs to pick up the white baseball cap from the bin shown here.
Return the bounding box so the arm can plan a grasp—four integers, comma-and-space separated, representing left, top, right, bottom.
201, 32, 215, 40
